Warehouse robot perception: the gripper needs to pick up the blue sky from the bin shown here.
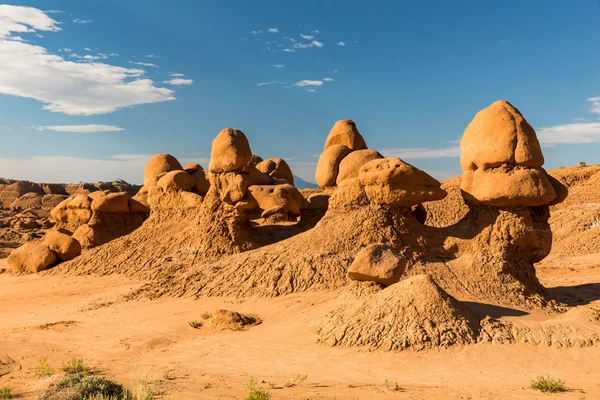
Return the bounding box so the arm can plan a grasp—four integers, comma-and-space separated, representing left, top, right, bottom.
1, 0, 600, 184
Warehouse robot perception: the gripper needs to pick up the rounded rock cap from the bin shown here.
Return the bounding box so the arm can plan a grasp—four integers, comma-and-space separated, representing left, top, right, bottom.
209, 128, 252, 173
324, 119, 368, 151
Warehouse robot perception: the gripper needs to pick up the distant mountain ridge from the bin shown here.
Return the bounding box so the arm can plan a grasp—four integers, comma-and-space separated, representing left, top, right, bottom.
293, 175, 319, 189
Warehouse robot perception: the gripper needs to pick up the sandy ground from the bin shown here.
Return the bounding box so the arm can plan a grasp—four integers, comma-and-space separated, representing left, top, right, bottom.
1, 255, 600, 400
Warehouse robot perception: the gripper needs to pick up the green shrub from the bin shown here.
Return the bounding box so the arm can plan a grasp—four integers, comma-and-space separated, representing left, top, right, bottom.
244, 377, 271, 400
39, 373, 132, 400
0, 386, 13, 399
580, 161, 587, 167
188, 320, 202, 329
384, 378, 404, 392
35, 360, 55, 378
61, 356, 92, 375
531, 376, 566, 393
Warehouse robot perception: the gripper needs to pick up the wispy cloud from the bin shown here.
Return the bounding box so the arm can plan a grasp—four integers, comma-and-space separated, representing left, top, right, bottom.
380, 147, 461, 159
163, 78, 193, 86
323, 77, 334, 82
283, 48, 294, 52
273, 64, 284, 68
257, 81, 279, 86
294, 80, 323, 87
587, 97, 600, 114
36, 124, 125, 133
145, 54, 160, 58
335, 41, 346, 46
169, 72, 185, 77
129, 61, 158, 68
73, 18, 92, 24
537, 122, 600, 144
300, 34, 313, 40
0, 5, 175, 115
293, 40, 324, 49
267, 27, 278, 33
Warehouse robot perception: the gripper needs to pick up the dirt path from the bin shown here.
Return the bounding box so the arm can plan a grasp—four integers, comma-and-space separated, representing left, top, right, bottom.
1, 254, 600, 399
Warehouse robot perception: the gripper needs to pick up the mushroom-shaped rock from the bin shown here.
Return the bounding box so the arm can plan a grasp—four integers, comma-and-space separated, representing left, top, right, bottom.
359, 157, 447, 207
7, 242, 57, 273
347, 243, 407, 286
191, 170, 211, 196
208, 128, 252, 173
247, 183, 304, 220
91, 192, 130, 213
143, 154, 183, 186
336, 149, 383, 185
256, 158, 294, 185
324, 119, 368, 151
460, 100, 557, 206
42, 230, 81, 262
184, 163, 203, 174
315, 144, 353, 187
157, 170, 195, 192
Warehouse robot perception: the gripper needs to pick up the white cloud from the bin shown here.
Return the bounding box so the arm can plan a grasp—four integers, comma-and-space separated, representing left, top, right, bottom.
312, 30, 320, 34
169, 72, 185, 77
257, 81, 278, 86
83, 47, 91, 51
333, 69, 339, 73
0, 154, 209, 184
294, 80, 323, 87
251, 30, 263, 35
0, 5, 175, 115
292, 40, 324, 50
163, 78, 193, 86
380, 147, 461, 159
73, 18, 91, 24
536, 122, 600, 144
300, 34, 313, 40
0, 4, 61, 38
587, 97, 600, 114
145, 54, 159, 58
283, 48, 294, 52
335, 41, 346, 46
273, 64, 284, 68
267, 28, 278, 33
323, 77, 334, 82
36, 124, 125, 133
307, 89, 316, 93
312, 40, 323, 47
129, 61, 158, 68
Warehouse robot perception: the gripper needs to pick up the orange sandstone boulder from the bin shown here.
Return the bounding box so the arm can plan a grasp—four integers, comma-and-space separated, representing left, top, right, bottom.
157, 170, 195, 192
191, 170, 211, 196
91, 192, 130, 213
143, 154, 183, 186
42, 230, 81, 262
315, 144, 352, 187
256, 158, 294, 185
7, 242, 57, 273
347, 243, 407, 286
460, 101, 558, 206
336, 149, 383, 185
208, 128, 252, 173
359, 157, 447, 207
324, 119, 368, 151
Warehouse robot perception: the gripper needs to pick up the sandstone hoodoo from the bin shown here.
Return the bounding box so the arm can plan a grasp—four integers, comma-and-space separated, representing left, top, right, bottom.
460, 100, 565, 207
315, 144, 353, 187
255, 158, 294, 185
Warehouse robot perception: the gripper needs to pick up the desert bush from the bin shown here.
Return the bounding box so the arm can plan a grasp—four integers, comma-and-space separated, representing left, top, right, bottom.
0, 386, 12, 399
284, 374, 308, 388
61, 356, 93, 375
531, 376, 566, 393
39, 373, 132, 400
188, 320, 202, 328
35, 360, 55, 378
201, 312, 211, 320
244, 377, 271, 400
384, 378, 404, 392
580, 161, 587, 167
